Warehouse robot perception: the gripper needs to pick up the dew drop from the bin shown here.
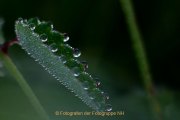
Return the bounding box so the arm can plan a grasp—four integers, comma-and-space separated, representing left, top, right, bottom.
52, 48, 58, 53
34, 34, 39, 37
23, 19, 28, 24
73, 48, 81, 57
105, 104, 112, 111
18, 18, 23, 23
63, 33, 69, 42
102, 92, 109, 100
59, 56, 67, 64
90, 96, 95, 100
51, 24, 54, 29
28, 23, 35, 30
81, 61, 88, 70
83, 81, 89, 90
40, 34, 48, 42
35, 59, 39, 61
95, 78, 101, 87
50, 43, 58, 53
72, 67, 81, 77
32, 32, 36, 36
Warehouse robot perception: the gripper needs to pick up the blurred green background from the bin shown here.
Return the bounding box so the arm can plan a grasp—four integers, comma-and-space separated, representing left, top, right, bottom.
0, 0, 180, 120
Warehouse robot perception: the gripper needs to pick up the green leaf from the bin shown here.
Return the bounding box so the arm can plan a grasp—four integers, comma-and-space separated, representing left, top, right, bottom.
15, 17, 111, 111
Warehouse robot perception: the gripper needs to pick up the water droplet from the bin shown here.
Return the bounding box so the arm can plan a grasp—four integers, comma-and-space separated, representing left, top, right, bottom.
90, 96, 95, 100
28, 23, 35, 30
63, 33, 69, 42
32, 32, 36, 36
81, 61, 88, 70
95, 78, 101, 87
50, 43, 58, 53
83, 81, 89, 90
18, 18, 23, 23
59, 56, 67, 64
35, 59, 39, 61
40, 34, 48, 42
72, 67, 81, 77
51, 24, 54, 29
23, 19, 28, 24
73, 48, 81, 57
34, 34, 39, 37
105, 104, 112, 111
102, 92, 109, 100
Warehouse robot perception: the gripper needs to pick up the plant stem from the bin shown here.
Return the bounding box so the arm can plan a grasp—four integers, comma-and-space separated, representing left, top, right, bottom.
0, 52, 50, 120
119, 0, 162, 119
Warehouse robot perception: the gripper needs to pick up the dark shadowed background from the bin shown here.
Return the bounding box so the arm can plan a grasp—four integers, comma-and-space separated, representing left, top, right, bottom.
0, 0, 180, 120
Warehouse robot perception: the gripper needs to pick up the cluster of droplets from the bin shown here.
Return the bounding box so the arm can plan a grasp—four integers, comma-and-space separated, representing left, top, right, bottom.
16, 17, 112, 111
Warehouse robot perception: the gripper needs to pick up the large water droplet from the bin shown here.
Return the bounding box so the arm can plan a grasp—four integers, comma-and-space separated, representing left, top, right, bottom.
28, 23, 35, 30
72, 67, 81, 77
50, 43, 58, 53
63, 33, 69, 42
105, 104, 112, 111
73, 48, 81, 57
40, 34, 48, 42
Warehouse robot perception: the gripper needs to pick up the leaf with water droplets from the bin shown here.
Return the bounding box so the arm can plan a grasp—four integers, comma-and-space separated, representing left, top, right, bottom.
15, 17, 112, 111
